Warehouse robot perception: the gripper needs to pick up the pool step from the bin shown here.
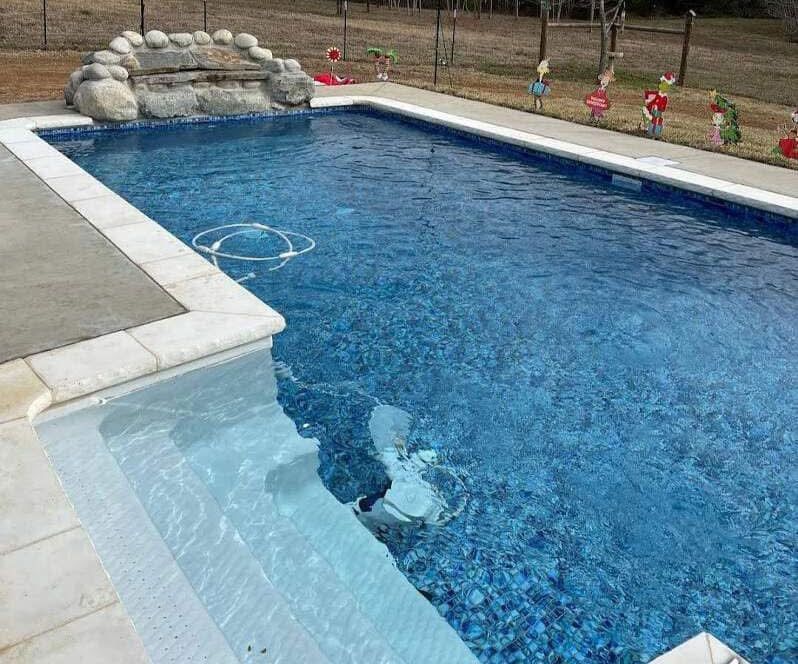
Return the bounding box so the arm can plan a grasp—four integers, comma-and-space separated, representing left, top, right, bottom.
183, 413, 406, 664
38, 404, 332, 664
37, 347, 477, 664
278, 470, 479, 664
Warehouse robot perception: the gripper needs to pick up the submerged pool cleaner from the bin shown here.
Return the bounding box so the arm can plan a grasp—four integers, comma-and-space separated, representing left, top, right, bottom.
192, 223, 315, 272
351, 405, 464, 530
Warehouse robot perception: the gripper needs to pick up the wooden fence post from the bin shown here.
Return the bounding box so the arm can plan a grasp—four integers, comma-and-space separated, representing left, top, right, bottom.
539, 5, 548, 62
678, 10, 696, 86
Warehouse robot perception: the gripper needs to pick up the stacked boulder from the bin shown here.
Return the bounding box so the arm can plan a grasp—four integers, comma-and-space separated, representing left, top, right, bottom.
65, 29, 314, 121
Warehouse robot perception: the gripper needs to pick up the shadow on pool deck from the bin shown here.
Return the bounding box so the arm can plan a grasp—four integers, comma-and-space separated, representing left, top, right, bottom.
0, 144, 183, 363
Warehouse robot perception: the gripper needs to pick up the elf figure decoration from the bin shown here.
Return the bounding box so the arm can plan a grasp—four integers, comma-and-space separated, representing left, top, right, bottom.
367, 47, 398, 81
777, 108, 798, 160
641, 71, 676, 139
527, 59, 551, 112
708, 90, 741, 146
584, 68, 614, 122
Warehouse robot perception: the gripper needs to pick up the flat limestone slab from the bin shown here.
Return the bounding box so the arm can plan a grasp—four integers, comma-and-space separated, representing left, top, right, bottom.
0, 527, 118, 648
0, 602, 148, 664
0, 418, 79, 555
0, 145, 183, 362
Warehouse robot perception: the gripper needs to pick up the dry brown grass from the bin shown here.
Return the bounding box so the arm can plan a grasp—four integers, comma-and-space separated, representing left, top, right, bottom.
1, 0, 796, 168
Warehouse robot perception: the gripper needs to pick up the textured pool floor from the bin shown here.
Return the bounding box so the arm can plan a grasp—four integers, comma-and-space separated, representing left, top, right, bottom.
47, 110, 798, 663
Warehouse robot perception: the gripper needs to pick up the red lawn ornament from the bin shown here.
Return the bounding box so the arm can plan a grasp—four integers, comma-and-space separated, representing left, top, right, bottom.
779, 137, 798, 160
585, 90, 610, 116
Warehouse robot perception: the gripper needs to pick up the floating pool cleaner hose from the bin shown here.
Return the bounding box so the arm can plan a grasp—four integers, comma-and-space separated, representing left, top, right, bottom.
192, 223, 315, 272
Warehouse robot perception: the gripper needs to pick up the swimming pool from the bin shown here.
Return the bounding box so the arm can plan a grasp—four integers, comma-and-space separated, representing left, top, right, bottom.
45, 110, 797, 663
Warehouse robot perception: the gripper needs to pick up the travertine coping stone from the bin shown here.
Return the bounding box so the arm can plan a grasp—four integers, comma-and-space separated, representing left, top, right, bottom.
0, 359, 50, 423
71, 192, 155, 229
164, 272, 282, 318
27, 331, 157, 403
128, 311, 278, 369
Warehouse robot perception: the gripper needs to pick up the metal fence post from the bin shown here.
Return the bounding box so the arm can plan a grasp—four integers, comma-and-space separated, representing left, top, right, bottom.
678, 10, 696, 86
433, 3, 441, 86
342, 1, 348, 60
140, 0, 145, 36
203, 0, 208, 33
451, 8, 457, 65
42, 0, 47, 50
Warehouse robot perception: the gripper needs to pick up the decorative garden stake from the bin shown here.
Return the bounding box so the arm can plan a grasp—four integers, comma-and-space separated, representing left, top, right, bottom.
367, 47, 398, 81
527, 59, 551, 112
313, 46, 355, 86
708, 90, 741, 146
327, 46, 342, 75
584, 68, 614, 122
641, 71, 676, 139
777, 108, 798, 160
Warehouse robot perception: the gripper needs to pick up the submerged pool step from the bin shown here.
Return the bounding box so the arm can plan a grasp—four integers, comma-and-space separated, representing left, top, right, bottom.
36, 348, 478, 664
180, 415, 407, 664
280, 481, 479, 664
38, 411, 243, 664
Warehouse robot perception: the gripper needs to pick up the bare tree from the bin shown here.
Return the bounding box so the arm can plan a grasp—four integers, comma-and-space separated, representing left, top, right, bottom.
596, 0, 624, 74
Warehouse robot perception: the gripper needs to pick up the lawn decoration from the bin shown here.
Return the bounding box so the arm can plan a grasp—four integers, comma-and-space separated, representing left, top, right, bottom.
708, 90, 741, 146
313, 46, 356, 86
641, 71, 676, 139
527, 59, 551, 112
367, 47, 398, 81
777, 108, 798, 160
584, 68, 614, 122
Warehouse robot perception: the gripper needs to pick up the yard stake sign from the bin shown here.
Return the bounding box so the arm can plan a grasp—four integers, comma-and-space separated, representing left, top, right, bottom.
641, 71, 676, 139
367, 47, 398, 81
777, 108, 798, 160
584, 68, 614, 121
528, 59, 552, 112
707, 90, 741, 146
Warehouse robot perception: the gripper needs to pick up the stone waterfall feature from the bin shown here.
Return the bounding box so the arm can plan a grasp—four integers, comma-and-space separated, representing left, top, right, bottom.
65, 29, 315, 121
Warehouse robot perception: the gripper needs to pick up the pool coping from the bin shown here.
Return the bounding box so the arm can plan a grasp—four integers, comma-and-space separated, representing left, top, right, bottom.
0, 98, 765, 663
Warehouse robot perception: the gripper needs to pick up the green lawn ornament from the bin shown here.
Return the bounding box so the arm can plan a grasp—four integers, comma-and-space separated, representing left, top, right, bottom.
708, 90, 741, 146
367, 47, 398, 81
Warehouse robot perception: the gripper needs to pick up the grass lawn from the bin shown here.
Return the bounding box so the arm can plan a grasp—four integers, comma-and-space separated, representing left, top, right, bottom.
1, 0, 796, 168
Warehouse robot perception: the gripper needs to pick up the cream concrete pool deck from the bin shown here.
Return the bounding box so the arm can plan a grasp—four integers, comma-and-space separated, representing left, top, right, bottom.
2, 83, 791, 662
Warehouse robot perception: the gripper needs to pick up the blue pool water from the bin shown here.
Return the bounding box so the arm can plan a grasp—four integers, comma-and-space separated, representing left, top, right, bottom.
47, 111, 797, 663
